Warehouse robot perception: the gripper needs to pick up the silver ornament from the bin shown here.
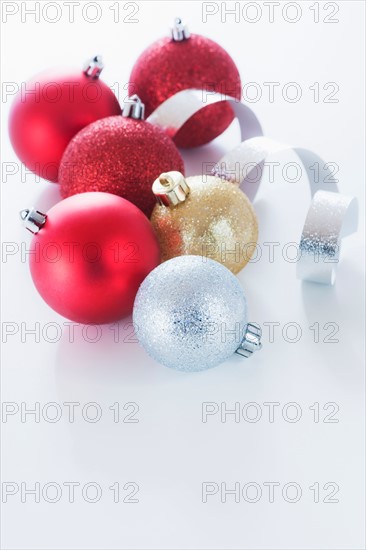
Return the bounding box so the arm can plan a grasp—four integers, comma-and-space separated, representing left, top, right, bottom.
133, 256, 261, 372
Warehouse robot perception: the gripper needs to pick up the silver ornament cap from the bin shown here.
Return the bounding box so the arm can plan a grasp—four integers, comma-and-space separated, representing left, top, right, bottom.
122, 94, 145, 120
171, 17, 190, 42
20, 207, 47, 234
152, 171, 190, 207
236, 323, 262, 358
83, 55, 104, 78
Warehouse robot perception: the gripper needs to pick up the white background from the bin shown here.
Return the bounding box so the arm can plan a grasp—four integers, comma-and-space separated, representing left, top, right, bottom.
1, 1, 365, 549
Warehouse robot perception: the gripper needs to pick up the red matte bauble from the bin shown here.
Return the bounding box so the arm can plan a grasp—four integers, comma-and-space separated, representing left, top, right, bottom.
9, 69, 121, 182
59, 116, 184, 217
129, 34, 241, 148
29, 193, 160, 324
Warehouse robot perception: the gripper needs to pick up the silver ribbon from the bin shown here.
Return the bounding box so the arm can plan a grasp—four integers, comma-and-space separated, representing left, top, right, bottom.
147, 90, 358, 284
297, 191, 358, 284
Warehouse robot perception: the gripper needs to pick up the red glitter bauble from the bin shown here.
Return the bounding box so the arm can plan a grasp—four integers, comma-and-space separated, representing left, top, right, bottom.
129, 34, 242, 148
9, 67, 121, 183
28, 193, 160, 324
59, 116, 185, 217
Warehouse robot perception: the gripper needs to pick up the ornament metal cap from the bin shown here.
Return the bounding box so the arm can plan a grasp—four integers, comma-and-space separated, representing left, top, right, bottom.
171, 17, 190, 41
20, 207, 47, 234
83, 55, 104, 78
235, 322, 262, 358
152, 171, 190, 207
122, 95, 145, 120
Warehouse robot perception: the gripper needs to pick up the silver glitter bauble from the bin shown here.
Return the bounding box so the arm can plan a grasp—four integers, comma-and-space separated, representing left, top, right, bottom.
133, 256, 249, 372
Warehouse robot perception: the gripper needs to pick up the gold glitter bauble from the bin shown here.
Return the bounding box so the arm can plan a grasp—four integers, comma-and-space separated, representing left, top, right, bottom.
150, 174, 258, 274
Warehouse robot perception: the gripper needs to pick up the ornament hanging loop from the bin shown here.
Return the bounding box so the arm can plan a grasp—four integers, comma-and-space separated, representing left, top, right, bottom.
236, 322, 262, 358
122, 94, 145, 120
83, 55, 104, 79
152, 171, 190, 207
20, 207, 47, 234
171, 17, 190, 41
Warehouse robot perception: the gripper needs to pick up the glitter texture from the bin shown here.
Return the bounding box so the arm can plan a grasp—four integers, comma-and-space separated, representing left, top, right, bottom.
133, 256, 248, 372
59, 116, 184, 217
151, 176, 258, 274
129, 35, 241, 148
297, 190, 358, 284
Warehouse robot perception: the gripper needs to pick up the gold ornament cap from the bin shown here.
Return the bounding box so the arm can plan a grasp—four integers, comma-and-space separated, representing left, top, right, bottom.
152, 171, 190, 207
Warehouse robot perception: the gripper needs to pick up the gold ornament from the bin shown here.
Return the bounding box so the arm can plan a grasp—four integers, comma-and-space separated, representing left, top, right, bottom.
150, 171, 258, 274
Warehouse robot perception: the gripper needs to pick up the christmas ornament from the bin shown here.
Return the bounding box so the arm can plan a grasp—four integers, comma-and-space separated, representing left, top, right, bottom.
150, 171, 258, 274
59, 95, 185, 217
129, 18, 241, 148
133, 255, 262, 372
9, 56, 121, 183
21, 192, 160, 324
148, 89, 359, 284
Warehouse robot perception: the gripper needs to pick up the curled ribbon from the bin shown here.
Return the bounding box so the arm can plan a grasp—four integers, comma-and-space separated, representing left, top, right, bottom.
147, 90, 358, 284
297, 191, 358, 284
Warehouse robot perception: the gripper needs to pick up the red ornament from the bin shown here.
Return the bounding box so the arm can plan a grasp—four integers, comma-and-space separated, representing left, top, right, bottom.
9, 56, 121, 183
129, 19, 241, 148
22, 193, 160, 324
59, 96, 184, 217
